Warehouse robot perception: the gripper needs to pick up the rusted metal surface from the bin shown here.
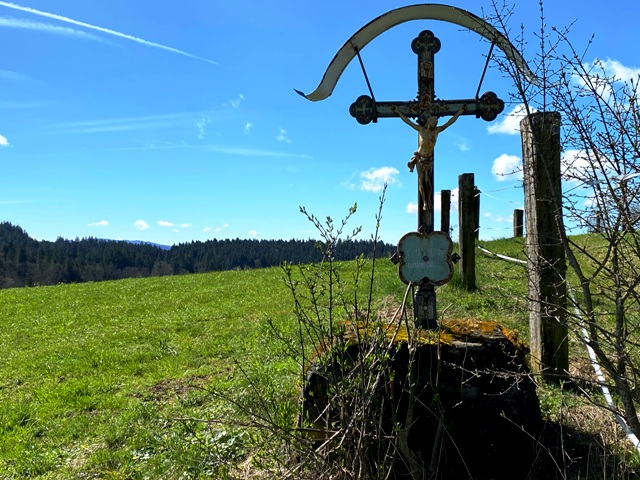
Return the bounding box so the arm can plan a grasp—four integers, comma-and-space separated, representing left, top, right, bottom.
295, 4, 537, 102
397, 231, 454, 285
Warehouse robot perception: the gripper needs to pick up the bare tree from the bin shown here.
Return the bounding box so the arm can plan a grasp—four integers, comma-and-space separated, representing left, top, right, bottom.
487, 0, 640, 440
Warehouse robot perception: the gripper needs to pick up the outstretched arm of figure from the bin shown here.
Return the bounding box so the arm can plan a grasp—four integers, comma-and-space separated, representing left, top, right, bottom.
392, 106, 421, 132
436, 104, 467, 133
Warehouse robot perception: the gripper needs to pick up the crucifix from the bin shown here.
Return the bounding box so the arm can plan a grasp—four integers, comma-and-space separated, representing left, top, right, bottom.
349, 30, 504, 329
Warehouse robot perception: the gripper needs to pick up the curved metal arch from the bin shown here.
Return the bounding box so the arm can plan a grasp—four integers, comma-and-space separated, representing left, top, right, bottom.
296, 3, 537, 102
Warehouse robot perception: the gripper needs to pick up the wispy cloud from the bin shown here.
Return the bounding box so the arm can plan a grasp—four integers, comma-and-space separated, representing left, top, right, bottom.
207, 145, 310, 159
0, 100, 54, 109
244, 122, 253, 135
0, 133, 9, 146
53, 113, 189, 134
483, 212, 513, 223
196, 115, 211, 140
109, 141, 312, 158
0, 16, 106, 41
0, 1, 217, 65
229, 94, 245, 108
204, 223, 228, 234
456, 139, 470, 152
248, 230, 258, 237
276, 127, 291, 144
158, 220, 174, 228
134, 220, 149, 230
88, 220, 109, 227
0, 68, 36, 82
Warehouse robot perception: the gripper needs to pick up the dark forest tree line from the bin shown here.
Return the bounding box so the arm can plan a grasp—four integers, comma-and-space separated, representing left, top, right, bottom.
0, 222, 394, 289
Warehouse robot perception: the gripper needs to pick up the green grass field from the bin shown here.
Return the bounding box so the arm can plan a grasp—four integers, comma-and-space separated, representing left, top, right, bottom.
0, 235, 631, 478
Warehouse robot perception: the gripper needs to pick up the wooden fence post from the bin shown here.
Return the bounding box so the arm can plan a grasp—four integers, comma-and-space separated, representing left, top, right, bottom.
513, 209, 524, 237
458, 173, 476, 290
520, 112, 568, 383
440, 189, 451, 235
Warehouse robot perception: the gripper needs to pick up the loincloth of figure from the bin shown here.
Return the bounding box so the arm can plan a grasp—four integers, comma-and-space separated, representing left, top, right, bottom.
407, 152, 432, 172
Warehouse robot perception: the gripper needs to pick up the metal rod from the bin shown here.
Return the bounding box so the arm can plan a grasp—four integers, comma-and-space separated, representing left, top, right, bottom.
352, 42, 377, 109
475, 42, 495, 100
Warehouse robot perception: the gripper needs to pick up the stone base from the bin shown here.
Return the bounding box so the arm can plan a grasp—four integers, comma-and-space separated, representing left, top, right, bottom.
300, 318, 546, 479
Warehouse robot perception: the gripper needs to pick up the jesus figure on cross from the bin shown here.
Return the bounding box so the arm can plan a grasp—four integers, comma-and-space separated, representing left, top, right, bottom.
392, 104, 466, 210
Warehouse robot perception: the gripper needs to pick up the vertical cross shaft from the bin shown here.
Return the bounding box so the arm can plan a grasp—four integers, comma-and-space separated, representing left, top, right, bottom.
412, 30, 440, 235
412, 30, 441, 329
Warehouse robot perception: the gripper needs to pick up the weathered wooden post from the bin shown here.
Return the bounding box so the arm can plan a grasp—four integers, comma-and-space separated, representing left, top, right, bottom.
520, 112, 568, 383
513, 209, 524, 237
440, 189, 451, 234
458, 173, 476, 290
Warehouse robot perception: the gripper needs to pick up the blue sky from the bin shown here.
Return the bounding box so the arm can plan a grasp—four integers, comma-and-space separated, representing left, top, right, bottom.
1, 0, 638, 245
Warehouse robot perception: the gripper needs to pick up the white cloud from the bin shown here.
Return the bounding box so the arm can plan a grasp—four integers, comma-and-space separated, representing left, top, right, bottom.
180, 223, 191, 228
577, 58, 640, 89
229, 94, 245, 108
134, 220, 149, 230
276, 127, 291, 144
158, 220, 174, 227
561, 149, 593, 183
599, 59, 640, 82
487, 104, 535, 135
204, 223, 228, 234
248, 230, 258, 237
359, 166, 400, 192
0, 1, 217, 65
88, 220, 109, 227
196, 115, 210, 139
0, 134, 9, 146
244, 122, 253, 135
456, 139, 470, 152
491, 154, 522, 181
406, 202, 418, 214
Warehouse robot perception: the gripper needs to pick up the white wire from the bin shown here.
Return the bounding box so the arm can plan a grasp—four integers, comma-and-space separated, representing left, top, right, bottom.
476, 244, 640, 453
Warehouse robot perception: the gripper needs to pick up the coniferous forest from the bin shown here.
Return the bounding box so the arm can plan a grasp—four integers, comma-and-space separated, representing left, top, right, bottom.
0, 222, 395, 289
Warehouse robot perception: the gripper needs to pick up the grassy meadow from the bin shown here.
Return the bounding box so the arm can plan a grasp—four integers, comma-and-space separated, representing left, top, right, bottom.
0, 235, 633, 478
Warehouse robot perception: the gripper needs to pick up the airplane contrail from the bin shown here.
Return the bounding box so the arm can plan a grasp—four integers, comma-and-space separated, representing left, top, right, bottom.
0, 1, 217, 65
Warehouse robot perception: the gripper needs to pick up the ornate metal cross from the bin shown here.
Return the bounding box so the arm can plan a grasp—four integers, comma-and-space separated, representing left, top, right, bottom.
349, 30, 504, 329
350, 29, 504, 233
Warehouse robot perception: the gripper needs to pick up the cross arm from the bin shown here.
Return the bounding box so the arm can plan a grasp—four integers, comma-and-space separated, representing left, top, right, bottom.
349, 91, 504, 125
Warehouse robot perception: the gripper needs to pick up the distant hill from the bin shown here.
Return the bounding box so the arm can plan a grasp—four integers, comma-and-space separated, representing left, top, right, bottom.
0, 222, 394, 289
125, 240, 171, 250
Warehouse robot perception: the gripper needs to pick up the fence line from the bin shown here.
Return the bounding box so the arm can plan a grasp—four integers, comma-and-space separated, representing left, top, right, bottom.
476, 244, 640, 454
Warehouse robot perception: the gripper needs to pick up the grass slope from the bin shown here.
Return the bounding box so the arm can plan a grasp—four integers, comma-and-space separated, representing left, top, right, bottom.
0, 268, 297, 477
0, 236, 635, 478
